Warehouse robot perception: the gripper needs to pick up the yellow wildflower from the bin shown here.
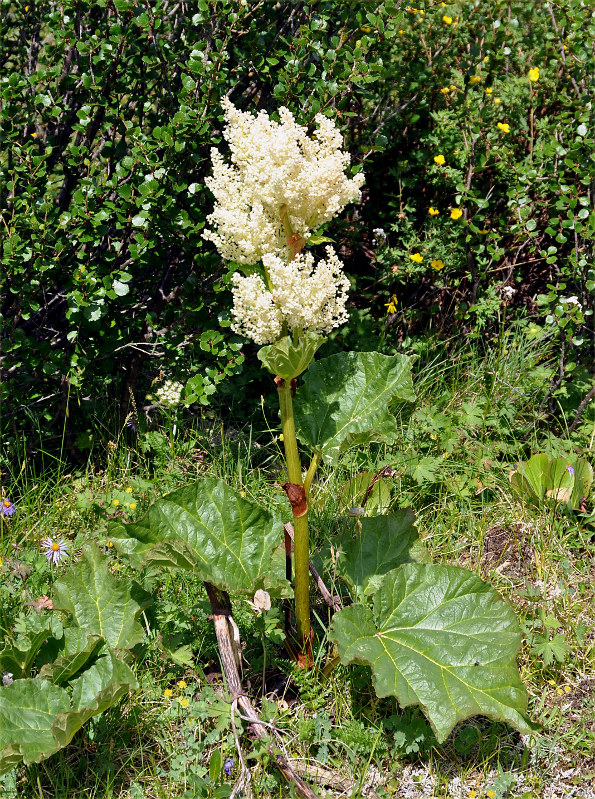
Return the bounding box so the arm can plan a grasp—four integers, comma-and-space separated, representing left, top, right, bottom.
443, 451, 450, 458
564, 685, 572, 694
0, 558, 3, 568
125, 487, 133, 493
468, 792, 477, 799
30, 131, 37, 138
469, 75, 481, 84
279, 434, 284, 441
164, 689, 173, 698
478, 229, 489, 234
485, 87, 492, 94
129, 502, 137, 510
442, 15, 452, 24
398, 29, 405, 34
441, 87, 450, 94
431, 259, 445, 270
177, 680, 187, 689
434, 154, 446, 165
483, 55, 489, 62
556, 688, 564, 696
112, 499, 120, 506
449, 84, 457, 90
497, 122, 510, 133
494, 97, 501, 104
487, 792, 496, 799
410, 253, 423, 263
240, 490, 246, 497
361, 26, 371, 32
384, 294, 398, 314
528, 67, 540, 82
530, 327, 538, 333
450, 208, 463, 220
178, 698, 189, 708
428, 207, 440, 216
106, 541, 114, 548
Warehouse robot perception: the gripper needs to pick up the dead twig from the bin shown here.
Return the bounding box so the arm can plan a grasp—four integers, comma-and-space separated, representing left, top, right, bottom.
204, 583, 320, 799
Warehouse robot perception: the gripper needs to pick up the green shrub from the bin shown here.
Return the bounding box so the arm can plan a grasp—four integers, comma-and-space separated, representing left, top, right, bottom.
0, 0, 399, 463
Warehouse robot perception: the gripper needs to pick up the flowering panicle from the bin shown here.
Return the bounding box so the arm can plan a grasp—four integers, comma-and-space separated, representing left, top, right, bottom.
231, 246, 349, 345
203, 99, 364, 264
156, 380, 184, 408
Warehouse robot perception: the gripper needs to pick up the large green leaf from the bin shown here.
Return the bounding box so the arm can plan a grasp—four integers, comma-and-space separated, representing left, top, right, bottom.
38, 629, 104, 684
331, 564, 536, 742
257, 332, 325, 379
294, 352, 415, 464
52, 544, 150, 649
0, 653, 137, 775
336, 511, 422, 596
52, 652, 137, 747
0, 614, 63, 679
108, 478, 288, 595
0, 680, 70, 774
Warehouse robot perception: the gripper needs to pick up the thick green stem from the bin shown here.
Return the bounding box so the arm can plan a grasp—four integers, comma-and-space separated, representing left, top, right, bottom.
277, 379, 311, 645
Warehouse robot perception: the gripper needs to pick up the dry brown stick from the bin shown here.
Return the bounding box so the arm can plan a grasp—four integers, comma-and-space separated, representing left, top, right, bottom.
568, 383, 595, 435
284, 523, 341, 611
204, 583, 320, 799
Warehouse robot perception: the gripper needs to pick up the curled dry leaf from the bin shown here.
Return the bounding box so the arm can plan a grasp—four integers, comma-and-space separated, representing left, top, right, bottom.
26, 595, 55, 613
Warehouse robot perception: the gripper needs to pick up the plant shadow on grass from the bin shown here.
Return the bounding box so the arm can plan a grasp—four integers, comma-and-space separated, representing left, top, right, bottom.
347, 664, 528, 773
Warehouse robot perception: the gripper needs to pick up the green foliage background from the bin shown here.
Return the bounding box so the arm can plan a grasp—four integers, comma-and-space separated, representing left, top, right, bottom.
1, 0, 594, 465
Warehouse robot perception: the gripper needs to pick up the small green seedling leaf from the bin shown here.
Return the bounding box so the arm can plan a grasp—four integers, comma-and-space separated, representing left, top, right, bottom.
338, 472, 392, 515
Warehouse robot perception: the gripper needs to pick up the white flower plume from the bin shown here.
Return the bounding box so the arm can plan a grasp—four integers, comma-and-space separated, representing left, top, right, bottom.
203, 99, 364, 264
230, 246, 350, 345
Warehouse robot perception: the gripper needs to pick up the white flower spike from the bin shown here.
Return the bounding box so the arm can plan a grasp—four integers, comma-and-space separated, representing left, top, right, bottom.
203, 99, 364, 264
230, 246, 350, 345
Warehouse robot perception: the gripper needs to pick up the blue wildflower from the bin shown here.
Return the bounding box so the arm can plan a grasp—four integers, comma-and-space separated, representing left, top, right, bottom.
1, 499, 15, 517
223, 758, 234, 776
566, 465, 575, 477
41, 537, 69, 565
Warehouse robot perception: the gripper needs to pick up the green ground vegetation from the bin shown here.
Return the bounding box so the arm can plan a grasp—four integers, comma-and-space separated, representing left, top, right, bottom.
1, 332, 594, 798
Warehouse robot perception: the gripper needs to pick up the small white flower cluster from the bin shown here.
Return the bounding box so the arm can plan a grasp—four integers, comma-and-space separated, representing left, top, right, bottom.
560, 295, 582, 310
372, 227, 387, 245
156, 380, 184, 408
500, 284, 516, 301
230, 247, 349, 344
203, 99, 364, 264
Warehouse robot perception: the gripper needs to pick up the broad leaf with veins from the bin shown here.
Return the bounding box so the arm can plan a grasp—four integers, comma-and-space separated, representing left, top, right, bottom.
331, 563, 537, 742
108, 478, 288, 595
294, 351, 415, 464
